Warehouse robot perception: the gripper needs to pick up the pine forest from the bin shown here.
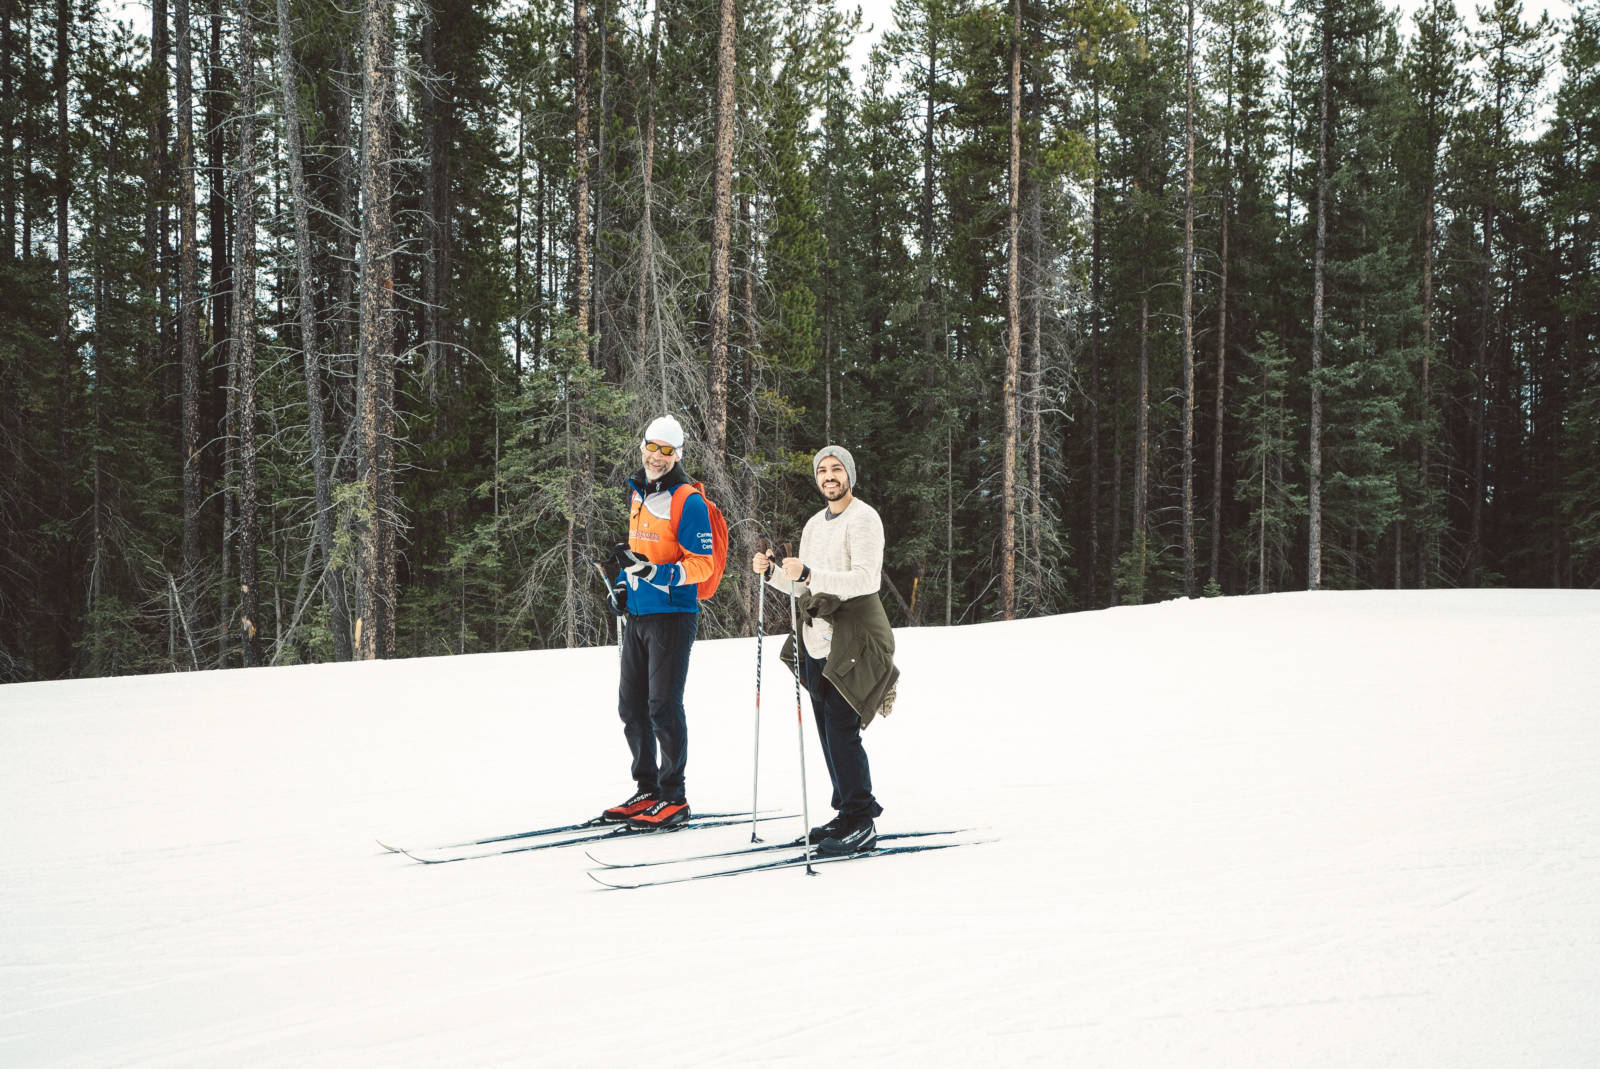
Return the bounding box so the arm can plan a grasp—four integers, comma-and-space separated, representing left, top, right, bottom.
1, 0, 1596, 681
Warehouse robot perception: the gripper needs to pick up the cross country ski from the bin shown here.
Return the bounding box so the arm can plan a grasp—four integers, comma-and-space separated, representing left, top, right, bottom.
587, 838, 995, 890
585, 827, 979, 870
386, 811, 789, 865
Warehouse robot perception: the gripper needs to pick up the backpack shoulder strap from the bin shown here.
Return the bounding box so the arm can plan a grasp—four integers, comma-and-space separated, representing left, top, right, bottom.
668, 482, 702, 528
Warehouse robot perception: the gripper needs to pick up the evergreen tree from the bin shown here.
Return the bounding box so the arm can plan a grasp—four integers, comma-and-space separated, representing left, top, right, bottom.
1400, 0, 1466, 587
1104, 0, 1184, 605
1447, 0, 1553, 584
1542, 1, 1599, 584
1234, 333, 1303, 592
1199, 0, 1274, 594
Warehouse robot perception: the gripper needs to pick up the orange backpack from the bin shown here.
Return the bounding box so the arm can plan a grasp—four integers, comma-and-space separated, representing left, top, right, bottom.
670, 482, 730, 599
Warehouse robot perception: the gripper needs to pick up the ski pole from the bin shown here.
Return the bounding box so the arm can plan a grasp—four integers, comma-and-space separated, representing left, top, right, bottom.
786, 541, 816, 876
750, 537, 769, 843
591, 559, 623, 657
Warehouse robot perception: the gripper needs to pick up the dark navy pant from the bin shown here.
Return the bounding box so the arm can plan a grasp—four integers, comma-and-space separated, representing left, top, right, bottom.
617, 611, 697, 803
801, 650, 883, 821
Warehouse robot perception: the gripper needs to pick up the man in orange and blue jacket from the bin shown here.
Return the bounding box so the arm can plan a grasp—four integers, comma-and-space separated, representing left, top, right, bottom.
598, 415, 715, 830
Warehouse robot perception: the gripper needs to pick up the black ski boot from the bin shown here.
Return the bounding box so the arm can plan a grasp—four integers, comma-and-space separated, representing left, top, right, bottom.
816, 816, 877, 856
803, 814, 847, 846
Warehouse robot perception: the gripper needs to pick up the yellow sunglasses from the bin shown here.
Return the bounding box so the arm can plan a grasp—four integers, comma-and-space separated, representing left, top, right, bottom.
642, 441, 678, 457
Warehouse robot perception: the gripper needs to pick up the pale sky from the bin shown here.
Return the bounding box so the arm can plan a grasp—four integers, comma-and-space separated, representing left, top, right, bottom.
103, 0, 1577, 94
843, 0, 1578, 75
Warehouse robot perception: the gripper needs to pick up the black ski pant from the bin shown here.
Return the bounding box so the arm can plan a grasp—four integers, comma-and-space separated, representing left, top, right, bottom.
617, 611, 698, 804
801, 649, 883, 822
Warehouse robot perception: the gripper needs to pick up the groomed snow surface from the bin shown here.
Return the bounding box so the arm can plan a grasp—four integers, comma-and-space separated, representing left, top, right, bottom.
4, 589, 1599, 1067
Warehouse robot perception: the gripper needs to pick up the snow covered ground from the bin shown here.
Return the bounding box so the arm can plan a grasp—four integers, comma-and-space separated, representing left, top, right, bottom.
3, 588, 1599, 1067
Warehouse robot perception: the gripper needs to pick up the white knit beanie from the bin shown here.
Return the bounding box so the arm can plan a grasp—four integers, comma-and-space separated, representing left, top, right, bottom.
813, 445, 856, 488
643, 414, 685, 450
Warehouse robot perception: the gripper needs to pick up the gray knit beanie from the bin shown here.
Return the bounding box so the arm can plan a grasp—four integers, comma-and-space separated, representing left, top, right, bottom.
813, 445, 857, 489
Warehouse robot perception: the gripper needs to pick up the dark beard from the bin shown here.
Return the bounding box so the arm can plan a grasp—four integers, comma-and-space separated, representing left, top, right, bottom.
819, 482, 848, 501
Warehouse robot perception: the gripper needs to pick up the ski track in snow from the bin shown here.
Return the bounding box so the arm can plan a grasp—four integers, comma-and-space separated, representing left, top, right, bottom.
3, 589, 1599, 1066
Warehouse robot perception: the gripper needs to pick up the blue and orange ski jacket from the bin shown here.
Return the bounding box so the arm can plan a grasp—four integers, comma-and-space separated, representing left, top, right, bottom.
619, 464, 715, 615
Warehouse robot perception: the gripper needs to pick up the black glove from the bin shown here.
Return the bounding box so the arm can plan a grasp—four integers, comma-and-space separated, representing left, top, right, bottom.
621, 549, 659, 583
606, 542, 634, 576
606, 580, 628, 616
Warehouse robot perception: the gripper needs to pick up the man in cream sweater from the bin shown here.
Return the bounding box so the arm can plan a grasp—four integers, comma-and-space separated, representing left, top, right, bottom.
751, 445, 887, 856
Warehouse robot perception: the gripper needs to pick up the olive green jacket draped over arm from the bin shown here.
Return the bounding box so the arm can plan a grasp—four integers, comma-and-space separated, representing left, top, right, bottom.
779, 589, 900, 728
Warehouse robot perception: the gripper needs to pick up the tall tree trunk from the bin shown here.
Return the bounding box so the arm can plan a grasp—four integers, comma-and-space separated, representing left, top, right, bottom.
564, 392, 576, 648
1025, 56, 1043, 609
376, 9, 398, 660
1308, 6, 1330, 592
219, 312, 237, 667
1181, 0, 1197, 597
572, 0, 591, 346
513, 103, 525, 376
1210, 24, 1234, 591
176, 0, 204, 585
90, 235, 105, 674
1258, 391, 1269, 592
273, 0, 350, 659
635, 0, 659, 389
53, 0, 73, 669
420, 3, 441, 403
534, 162, 545, 370
234, 0, 262, 667
946, 425, 953, 626
55, 0, 68, 335
2, 0, 15, 261
356, 0, 395, 659
740, 191, 756, 475
706, 0, 735, 456
53, 2, 68, 379
333, 57, 357, 400
1419, 177, 1435, 588
1135, 280, 1149, 595
1420, 59, 1446, 592
324, 60, 353, 428
420, 1, 453, 406
378, 327, 397, 656
208, 0, 232, 658
739, 189, 759, 633
1470, 95, 1502, 586
1088, 78, 1103, 606
567, 0, 596, 655
207, 0, 230, 457
19, 0, 29, 259
913, 15, 939, 625
1001, 0, 1021, 620
595, 0, 613, 382
142, 0, 170, 375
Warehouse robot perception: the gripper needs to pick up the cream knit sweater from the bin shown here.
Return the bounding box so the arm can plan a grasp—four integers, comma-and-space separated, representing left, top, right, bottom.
766, 497, 884, 659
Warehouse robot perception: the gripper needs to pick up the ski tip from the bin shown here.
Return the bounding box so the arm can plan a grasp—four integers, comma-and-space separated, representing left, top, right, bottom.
399, 847, 454, 865
376, 840, 400, 853
587, 870, 627, 890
